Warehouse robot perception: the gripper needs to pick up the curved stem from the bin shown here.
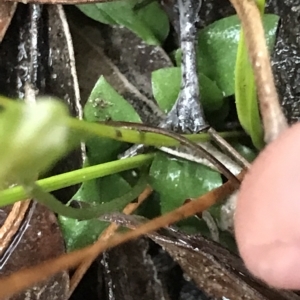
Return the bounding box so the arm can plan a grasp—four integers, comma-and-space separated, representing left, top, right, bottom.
23, 174, 148, 220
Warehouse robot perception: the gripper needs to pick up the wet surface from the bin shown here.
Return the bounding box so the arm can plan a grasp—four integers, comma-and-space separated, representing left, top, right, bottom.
266, 0, 300, 124
71, 237, 211, 300
0, 202, 69, 300
100, 238, 173, 300
97, 213, 300, 300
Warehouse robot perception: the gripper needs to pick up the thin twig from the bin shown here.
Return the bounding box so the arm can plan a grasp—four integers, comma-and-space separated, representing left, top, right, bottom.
208, 127, 251, 169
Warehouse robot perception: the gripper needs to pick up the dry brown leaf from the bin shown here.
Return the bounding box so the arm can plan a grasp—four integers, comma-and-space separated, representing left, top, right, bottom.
0, 200, 31, 254
0, 2, 16, 43
148, 228, 300, 300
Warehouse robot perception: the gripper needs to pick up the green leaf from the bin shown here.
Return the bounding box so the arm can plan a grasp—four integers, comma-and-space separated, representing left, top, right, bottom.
77, 0, 169, 45
59, 171, 132, 251
77, 4, 117, 24
59, 77, 146, 251
151, 67, 224, 114
196, 14, 279, 97
85, 77, 141, 123
60, 217, 107, 252
234, 1, 270, 149
84, 76, 141, 164
231, 143, 258, 163
0, 98, 69, 188
149, 153, 222, 214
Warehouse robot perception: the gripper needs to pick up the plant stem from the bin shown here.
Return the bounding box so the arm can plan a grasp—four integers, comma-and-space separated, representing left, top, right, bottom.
24, 173, 148, 220
0, 154, 154, 207
68, 117, 244, 147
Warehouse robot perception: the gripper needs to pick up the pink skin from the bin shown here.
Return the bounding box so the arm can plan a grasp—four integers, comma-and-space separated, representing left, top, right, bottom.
235, 122, 300, 290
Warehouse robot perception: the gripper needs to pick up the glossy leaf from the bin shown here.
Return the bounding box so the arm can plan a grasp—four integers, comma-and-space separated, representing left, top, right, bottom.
77, 0, 169, 45
59, 173, 132, 251
196, 14, 279, 97
149, 153, 222, 214
151, 67, 224, 114
60, 76, 143, 251
235, 1, 270, 149
84, 76, 141, 164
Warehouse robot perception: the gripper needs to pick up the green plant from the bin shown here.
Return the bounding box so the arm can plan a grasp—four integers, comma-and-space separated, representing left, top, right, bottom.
0, 1, 279, 252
